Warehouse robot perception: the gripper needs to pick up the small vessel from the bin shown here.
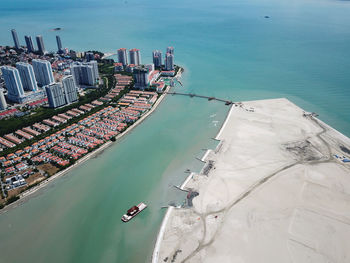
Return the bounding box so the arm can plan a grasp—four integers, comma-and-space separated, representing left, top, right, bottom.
121, 202, 147, 222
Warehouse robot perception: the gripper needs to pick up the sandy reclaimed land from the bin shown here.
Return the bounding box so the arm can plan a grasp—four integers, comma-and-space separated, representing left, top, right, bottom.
153, 98, 350, 263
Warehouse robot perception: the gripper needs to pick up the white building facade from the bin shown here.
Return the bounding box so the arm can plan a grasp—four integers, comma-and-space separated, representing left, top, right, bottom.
1, 66, 24, 102
32, 59, 54, 87
16, 62, 38, 91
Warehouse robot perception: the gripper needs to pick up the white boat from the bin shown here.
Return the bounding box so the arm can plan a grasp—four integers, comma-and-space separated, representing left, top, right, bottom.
121, 202, 147, 222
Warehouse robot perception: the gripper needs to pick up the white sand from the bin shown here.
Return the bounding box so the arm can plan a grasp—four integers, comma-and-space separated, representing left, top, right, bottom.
153, 98, 350, 263
101, 52, 117, 59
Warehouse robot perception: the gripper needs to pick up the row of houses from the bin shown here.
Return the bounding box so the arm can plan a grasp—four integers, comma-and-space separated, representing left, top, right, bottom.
1, 103, 144, 176
32, 152, 69, 166
1, 74, 158, 181
99, 74, 132, 103
0, 103, 98, 151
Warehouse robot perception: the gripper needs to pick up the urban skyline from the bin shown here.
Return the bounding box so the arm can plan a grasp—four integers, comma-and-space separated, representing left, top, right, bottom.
1, 29, 175, 113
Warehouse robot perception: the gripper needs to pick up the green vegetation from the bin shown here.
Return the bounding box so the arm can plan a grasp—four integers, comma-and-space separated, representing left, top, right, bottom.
99, 63, 115, 75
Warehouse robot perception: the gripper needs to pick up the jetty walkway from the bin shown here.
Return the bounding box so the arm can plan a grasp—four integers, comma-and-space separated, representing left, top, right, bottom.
162, 91, 234, 105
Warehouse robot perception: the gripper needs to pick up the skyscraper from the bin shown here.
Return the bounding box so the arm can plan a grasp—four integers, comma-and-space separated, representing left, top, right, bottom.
0, 89, 7, 110
11, 29, 20, 49
45, 83, 66, 108
24, 36, 35, 53
165, 53, 174, 71
152, 50, 162, 68
89, 60, 99, 81
118, 48, 128, 66
62, 76, 78, 103
70, 62, 98, 87
0, 66, 24, 102
85, 52, 95, 62
36, 35, 46, 55
56, 35, 62, 53
129, 48, 141, 65
32, 59, 54, 86
166, 46, 174, 55
16, 62, 38, 91
133, 67, 149, 89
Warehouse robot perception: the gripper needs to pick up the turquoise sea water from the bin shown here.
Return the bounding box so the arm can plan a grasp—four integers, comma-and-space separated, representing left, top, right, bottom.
0, 0, 349, 262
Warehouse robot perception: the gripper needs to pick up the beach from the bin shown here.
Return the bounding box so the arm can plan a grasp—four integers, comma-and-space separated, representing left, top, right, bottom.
153, 98, 350, 263
101, 52, 117, 59
1, 85, 170, 213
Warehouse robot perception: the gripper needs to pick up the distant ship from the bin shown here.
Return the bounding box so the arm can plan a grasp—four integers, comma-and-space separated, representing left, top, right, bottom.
121, 202, 147, 222
52, 27, 62, 31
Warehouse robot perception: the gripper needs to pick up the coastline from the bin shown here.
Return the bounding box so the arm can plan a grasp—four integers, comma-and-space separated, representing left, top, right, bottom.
151, 104, 234, 263
101, 52, 116, 59
151, 99, 350, 263
1, 85, 171, 213
151, 98, 350, 263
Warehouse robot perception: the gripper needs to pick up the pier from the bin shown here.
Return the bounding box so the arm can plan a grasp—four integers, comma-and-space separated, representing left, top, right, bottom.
163, 91, 234, 105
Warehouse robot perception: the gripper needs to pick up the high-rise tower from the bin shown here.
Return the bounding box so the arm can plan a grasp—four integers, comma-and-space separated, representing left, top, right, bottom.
32, 59, 54, 86
16, 62, 38, 91
36, 35, 46, 55
0, 89, 7, 110
85, 52, 95, 62
24, 36, 35, 53
118, 48, 128, 66
165, 53, 174, 71
62, 75, 78, 103
45, 83, 66, 108
166, 46, 174, 55
133, 67, 149, 89
152, 50, 163, 68
129, 48, 141, 65
70, 62, 99, 87
1, 66, 24, 102
11, 29, 20, 49
56, 35, 63, 53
